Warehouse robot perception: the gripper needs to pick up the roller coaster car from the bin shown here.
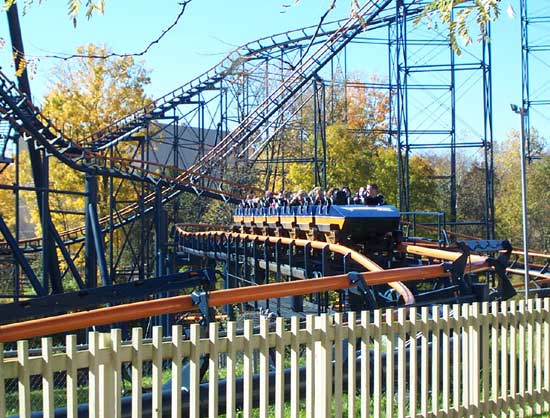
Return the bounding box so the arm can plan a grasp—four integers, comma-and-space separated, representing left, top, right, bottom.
233, 204, 400, 246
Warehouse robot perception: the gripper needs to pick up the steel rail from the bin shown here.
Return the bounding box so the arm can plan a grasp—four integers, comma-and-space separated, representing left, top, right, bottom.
0, 260, 495, 343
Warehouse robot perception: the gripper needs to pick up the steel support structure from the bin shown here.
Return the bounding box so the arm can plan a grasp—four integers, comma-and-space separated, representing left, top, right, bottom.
0, 1, 499, 307
392, 0, 494, 239
520, 0, 549, 158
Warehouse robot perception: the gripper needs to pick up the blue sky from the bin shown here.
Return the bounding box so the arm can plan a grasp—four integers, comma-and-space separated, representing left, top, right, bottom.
0, 0, 547, 145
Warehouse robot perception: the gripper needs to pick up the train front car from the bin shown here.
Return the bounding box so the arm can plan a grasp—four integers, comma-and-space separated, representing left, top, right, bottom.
315, 204, 400, 250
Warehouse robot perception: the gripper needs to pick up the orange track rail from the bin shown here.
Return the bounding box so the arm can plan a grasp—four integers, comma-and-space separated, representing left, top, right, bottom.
0, 261, 493, 343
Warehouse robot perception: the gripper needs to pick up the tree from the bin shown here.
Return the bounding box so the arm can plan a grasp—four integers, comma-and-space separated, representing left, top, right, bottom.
456, 160, 491, 237
14, 44, 152, 280
415, 0, 500, 55
4, 0, 105, 26
494, 130, 550, 251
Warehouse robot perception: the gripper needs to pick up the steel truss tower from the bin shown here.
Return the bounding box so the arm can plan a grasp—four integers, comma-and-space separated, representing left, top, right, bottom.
520, 0, 550, 158
392, 1, 494, 239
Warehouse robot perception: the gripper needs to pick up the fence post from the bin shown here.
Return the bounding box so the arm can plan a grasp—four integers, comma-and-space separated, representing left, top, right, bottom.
361, 310, 371, 418
259, 315, 270, 418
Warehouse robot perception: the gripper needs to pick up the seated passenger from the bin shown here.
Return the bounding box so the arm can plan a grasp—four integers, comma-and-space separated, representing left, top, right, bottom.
312, 188, 327, 205
289, 190, 307, 206
332, 188, 348, 205
261, 191, 276, 208
352, 186, 366, 204
364, 183, 386, 206
341, 186, 352, 204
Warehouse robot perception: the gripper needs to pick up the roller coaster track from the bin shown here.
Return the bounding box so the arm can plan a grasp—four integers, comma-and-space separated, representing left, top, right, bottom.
79, 6, 417, 151
0, 228, 501, 341
402, 220, 550, 285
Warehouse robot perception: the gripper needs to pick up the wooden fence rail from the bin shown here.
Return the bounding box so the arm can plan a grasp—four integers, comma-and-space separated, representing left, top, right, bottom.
1, 298, 550, 417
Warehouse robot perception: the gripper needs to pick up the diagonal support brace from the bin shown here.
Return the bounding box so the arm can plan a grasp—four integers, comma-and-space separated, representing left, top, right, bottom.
191, 290, 213, 328
348, 271, 377, 310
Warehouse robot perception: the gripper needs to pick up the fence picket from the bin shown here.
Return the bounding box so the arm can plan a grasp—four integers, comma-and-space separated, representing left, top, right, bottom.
89, 332, 100, 418
421, 306, 429, 416
289, 316, 300, 418
274, 317, 284, 418
535, 298, 543, 414
226, 321, 237, 418
314, 314, 331, 417
171, 325, 183, 418
243, 319, 254, 418
361, 311, 370, 418
17, 340, 30, 418
373, 309, 382, 418
481, 302, 490, 418
111, 329, 122, 418
518, 302, 526, 417
209, 322, 219, 418
41, 337, 54, 418
432, 305, 440, 416
501, 301, 509, 414
469, 303, 480, 417
152, 327, 163, 418
305, 315, 315, 418
131, 327, 143, 418
259, 316, 270, 418
347, 311, 357, 418
189, 324, 201, 418
441, 304, 450, 415
508, 301, 517, 418
397, 308, 406, 418
100, 332, 114, 418
544, 298, 550, 413
409, 307, 418, 418
385, 308, 394, 418
0, 343, 4, 418
333, 312, 344, 418
65, 335, 78, 418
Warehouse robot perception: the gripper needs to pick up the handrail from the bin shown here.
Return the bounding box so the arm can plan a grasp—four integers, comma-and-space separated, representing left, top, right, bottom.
0, 262, 488, 343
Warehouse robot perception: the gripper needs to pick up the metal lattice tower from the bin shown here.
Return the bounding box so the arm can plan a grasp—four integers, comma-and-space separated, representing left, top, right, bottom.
521, 0, 550, 158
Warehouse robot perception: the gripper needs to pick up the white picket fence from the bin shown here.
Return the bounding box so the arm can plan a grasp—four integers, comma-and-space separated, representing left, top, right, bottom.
1, 298, 550, 418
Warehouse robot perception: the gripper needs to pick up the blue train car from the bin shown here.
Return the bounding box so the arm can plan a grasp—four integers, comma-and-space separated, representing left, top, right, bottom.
233, 204, 400, 244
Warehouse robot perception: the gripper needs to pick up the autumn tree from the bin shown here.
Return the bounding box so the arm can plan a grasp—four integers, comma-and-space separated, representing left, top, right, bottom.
494, 130, 550, 251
